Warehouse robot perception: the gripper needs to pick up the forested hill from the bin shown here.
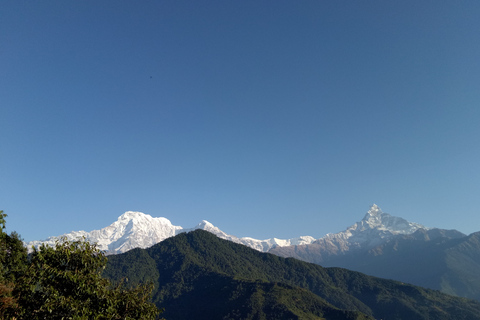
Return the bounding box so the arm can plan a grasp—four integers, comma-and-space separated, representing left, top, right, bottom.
104, 230, 480, 320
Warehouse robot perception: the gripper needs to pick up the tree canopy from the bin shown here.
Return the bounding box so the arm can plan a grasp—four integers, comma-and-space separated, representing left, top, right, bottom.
0, 210, 162, 320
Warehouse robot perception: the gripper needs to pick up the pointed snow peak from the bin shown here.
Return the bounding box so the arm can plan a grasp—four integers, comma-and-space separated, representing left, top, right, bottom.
370, 203, 381, 212
365, 204, 382, 218
357, 204, 427, 235
193, 220, 216, 230
180, 220, 235, 242
319, 205, 430, 252
199, 220, 212, 227
360, 204, 384, 227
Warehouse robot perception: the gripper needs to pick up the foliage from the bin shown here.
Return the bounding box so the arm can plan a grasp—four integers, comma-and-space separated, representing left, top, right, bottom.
0, 211, 27, 283
0, 211, 161, 320
0, 210, 27, 317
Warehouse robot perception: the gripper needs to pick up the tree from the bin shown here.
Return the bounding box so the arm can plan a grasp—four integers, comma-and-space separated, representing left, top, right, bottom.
0, 211, 162, 320
0, 210, 27, 317
0, 211, 28, 283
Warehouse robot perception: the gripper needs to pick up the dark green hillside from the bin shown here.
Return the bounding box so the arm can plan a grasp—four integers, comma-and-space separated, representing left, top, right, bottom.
104, 230, 480, 320
152, 273, 371, 320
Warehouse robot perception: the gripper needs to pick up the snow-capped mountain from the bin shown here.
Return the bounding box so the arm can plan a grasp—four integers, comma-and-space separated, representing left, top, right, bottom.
269, 204, 429, 262
25, 204, 425, 255
26, 211, 183, 254
318, 203, 427, 252
25, 211, 316, 254
268, 205, 479, 302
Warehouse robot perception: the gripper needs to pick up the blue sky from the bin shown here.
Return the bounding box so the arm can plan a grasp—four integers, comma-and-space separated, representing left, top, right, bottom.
2, 1, 480, 242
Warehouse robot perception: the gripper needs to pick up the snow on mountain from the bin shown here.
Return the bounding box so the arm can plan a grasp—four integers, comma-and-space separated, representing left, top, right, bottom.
268, 204, 431, 265
25, 205, 422, 255
314, 204, 428, 253
25, 211, 315, 254
183, 220, 317, 251
358, 203, 424, 234
26, 211, 183, 254
240, 236, 317, 252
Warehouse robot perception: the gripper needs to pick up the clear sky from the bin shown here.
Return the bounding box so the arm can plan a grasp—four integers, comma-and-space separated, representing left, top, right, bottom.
2, 1, 480, 242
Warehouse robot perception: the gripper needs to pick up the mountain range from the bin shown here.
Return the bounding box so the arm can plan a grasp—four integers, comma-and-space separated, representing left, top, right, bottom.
269, 206, 480, 301
25, 210, 317, 254
103, 229, 480, 320
25, 204, 425, 255
27, 204, 480, 301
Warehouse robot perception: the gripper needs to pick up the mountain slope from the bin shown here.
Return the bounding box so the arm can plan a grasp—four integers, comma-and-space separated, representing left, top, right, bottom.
271, 221, 480, 301
27, 205, 480, 302
441, 231, 480, 299
104, 230, 480, 320
152, 273, 372, 320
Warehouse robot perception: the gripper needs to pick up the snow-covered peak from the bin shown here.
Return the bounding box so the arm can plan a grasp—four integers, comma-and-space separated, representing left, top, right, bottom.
357, 204, 425, 234
195, 220, 227, 235
181, 220, 242, 244
361, 204, 384, 228
25, 205, 425, 256
364, 203, 381, 218
25, 211, 317, 254
116, 211, 173, 225
321, 204, 428, 251
26, 211, 182, 254
194, 220, 214, 229
118, 211, 144, 220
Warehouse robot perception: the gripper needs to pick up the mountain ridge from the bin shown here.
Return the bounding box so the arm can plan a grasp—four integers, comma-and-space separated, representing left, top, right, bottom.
103, 229, 480, 320
26, 211, 318, 254
270, 221, 480, 300
26, 204, 435, 255
27, 205, 480, 301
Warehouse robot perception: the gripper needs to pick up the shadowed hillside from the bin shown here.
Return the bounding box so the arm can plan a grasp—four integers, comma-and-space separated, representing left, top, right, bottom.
104, 230, 480, 320
271, 229, 480, 301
